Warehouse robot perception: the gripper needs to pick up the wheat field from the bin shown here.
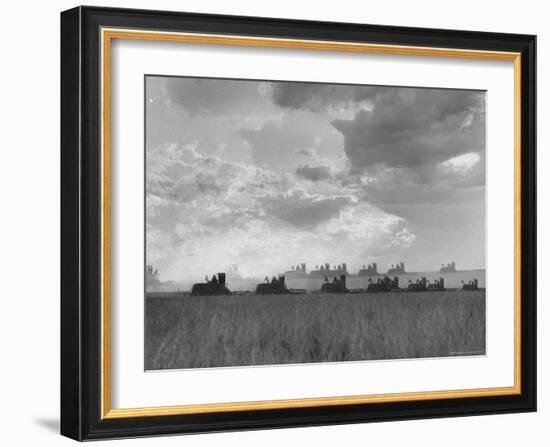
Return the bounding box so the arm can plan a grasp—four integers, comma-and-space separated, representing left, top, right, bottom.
145, 290, 485, 370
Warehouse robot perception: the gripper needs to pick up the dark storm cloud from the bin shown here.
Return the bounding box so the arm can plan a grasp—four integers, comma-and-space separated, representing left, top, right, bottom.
296, 165, 332, 181
331, 89, 485, 169
271, 83, 388, 111
271, 83, 485, 191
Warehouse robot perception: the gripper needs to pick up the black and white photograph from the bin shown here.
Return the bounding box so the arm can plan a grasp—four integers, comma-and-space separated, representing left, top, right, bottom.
53, 4, 538, 442
144, 76, 487, 370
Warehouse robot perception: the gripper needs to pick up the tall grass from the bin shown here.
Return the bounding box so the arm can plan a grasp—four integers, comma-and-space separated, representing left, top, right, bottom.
145, 291, 485, 370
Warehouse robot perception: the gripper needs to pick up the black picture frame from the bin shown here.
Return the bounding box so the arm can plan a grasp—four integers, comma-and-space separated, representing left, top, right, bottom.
61, 5, 536, 441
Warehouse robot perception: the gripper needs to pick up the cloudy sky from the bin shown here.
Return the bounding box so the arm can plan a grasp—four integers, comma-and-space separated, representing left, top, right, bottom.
145, 76, 486, 282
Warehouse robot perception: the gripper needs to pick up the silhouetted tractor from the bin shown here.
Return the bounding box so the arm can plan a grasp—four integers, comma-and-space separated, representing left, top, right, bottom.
407, 277, 428, 292
367, 276, 399, 292
256, 275, 290, 295
191, 272, 231, 296
407, 277, 445, 292
321, 275, 349, 293
427, 277, 445, 291
462, 278, 479, 291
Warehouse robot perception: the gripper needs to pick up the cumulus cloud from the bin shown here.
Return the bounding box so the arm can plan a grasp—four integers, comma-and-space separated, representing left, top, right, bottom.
331, 88, 485, 170
271, 83, 486, 207
146, 77, 487, 280
146, 143, 411, 281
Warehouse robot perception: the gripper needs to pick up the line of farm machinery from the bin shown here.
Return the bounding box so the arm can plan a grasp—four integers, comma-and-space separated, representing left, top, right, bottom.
190, 273, 481, 296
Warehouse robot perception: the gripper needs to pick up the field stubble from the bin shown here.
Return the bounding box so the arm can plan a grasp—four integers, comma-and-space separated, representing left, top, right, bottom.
145, 291, 485, 370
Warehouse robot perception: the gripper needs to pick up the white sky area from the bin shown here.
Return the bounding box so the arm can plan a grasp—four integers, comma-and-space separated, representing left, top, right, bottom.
145, 76, 486, 282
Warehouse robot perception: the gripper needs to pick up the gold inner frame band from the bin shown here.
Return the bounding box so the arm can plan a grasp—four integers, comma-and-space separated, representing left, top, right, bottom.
100, 27, 522, 419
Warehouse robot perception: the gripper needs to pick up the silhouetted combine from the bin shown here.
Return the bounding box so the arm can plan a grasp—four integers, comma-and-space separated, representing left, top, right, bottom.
284, 263, 309, 279
358, 263, 378, 276
427, 277, 445, 291
256, 275, 290, 295
320, 275, 349, 293
191, 273, 231, 296
440, 262, 456, 273
387, 262, 406, 275
367, 276, 399, 292
406, 277, 444, 292
462, 279, 479, 291
310, 262, 347, 278
407, 277, 428, 292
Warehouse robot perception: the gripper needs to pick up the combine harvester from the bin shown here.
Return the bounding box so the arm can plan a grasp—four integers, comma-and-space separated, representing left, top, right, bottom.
191, 273, 231, 296
387, 262, 406, 275
407, 277, 445, 292
440, 262, 457, 273
462, 279, 479, 291
358, 263, 378, 276
366, 276, 399, 293
256, 275, 289, 295
320, 275, 349, 294
255, 275, 306, 295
